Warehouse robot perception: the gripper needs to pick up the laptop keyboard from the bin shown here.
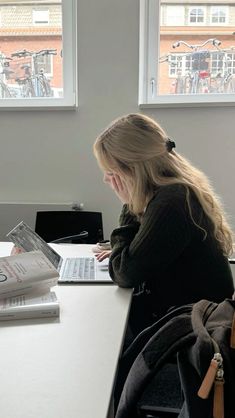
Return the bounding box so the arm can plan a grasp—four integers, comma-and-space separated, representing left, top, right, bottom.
61, 257, 95, 280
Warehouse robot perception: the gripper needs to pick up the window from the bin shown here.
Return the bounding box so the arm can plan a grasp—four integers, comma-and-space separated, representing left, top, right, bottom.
0, 0, 77, 109
210, 6, 228, 25
227, 53, 235, 75
189, 7, 205, 25
33, 9, 49, 26
168, 54, 191, 78
139, 0, 235, 107
163, 6, 184, 26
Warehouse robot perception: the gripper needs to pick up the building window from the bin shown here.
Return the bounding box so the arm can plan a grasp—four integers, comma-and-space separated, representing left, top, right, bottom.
0, 0, 77, 109
189, 7, 205, 25
163, 5, 184, 26
139, 0, 235, 107
32, 9, 49, 26
211, 6, 228, 25
168, 54, 191, 78
227, 53, 235, 75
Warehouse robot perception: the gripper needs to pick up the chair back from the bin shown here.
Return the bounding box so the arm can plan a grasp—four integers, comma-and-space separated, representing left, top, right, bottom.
115, 299, 235, 418
35, 211, 103, 244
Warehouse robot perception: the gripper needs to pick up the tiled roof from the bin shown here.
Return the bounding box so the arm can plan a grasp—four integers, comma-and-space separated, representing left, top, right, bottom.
0, 27, 62, 36
0, 5, 62, 27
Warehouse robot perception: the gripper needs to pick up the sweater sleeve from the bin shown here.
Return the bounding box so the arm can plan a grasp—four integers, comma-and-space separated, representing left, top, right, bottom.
118, 204, 140, 227
109, 187, 192, 288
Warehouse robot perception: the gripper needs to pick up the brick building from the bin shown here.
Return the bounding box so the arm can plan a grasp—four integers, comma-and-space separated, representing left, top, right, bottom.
159, 1, 235, 94
0, 0, 62, 95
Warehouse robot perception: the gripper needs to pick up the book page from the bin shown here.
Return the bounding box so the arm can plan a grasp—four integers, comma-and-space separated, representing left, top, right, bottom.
0, 290, 60, 319
0, 251, 58, 297
0, 291, 58, 310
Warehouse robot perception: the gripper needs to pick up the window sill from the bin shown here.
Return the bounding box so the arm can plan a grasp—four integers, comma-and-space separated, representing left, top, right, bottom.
0, 96, 78, 111
139, 94, 235, 108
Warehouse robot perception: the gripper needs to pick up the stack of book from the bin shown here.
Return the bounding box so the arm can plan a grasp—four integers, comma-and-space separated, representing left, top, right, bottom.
0, 250, 60, 320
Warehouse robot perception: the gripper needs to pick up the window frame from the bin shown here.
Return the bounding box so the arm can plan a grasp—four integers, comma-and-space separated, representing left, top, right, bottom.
32, 9, 50, 26
139, 0, 235, 108
163, 5, 185, 27
0, 0, 77, 110
210, 6, 228, 26
188, 6, 206, 26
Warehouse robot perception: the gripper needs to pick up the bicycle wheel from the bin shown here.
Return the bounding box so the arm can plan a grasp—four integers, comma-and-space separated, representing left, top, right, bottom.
191, 77, 197, 94
197, 78, 210, 94
175, 77, 185, 94
224, 76, 235, 93
184, 76, 192, 94
37, 75, 53, 97
23, 79, 36, 97
0, 81, 12, 98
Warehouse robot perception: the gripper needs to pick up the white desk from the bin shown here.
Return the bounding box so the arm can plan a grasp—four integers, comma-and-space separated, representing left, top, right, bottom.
0, 242, 132, 418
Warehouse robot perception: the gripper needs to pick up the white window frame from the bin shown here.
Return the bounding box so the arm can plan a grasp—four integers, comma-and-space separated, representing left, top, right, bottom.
32, 9, 49, 26
210, 6, 228, 26
164, 5, 185, 26
139, 0, 235, 108
0, 0, 77, 110
188, 6, 206, 26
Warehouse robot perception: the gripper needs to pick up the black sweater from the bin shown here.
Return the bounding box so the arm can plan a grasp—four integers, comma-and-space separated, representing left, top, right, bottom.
109, 184, 234, 332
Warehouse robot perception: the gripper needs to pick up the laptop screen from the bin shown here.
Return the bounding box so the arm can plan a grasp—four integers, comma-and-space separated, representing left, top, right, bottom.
6, 221, 61, 269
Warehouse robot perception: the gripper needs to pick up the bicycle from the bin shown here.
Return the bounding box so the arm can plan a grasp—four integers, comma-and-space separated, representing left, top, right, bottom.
11, 48, 57, 97
159, 53, 187, 94
0, 53, 16, 98
172, 38, 221, 94
32, 49, 57, 97
209, 50, 235, 94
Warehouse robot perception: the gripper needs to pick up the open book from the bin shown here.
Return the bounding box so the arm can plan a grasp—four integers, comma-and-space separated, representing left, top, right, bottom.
0, 250, 59, 298
0, 291, 59, 320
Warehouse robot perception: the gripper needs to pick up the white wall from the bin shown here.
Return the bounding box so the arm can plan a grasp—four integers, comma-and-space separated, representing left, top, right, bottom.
0, 0, 235, 241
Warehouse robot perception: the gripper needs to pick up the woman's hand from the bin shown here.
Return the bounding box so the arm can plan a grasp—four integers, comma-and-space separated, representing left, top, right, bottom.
10, 246, 23, 256
110, 174, 130, 204
95, 250, 112, 262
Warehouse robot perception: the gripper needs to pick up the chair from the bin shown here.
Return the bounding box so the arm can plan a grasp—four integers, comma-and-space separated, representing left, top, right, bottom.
114, 306, 188, 418
115, 299, 235, 418
138, 363, 182, 417
35, 211, 104, 244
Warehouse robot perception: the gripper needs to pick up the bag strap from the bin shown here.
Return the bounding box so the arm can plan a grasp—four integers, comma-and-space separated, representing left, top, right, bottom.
123, 304, 193, 360
116, 310, 196, 418
191, 300, 217, 343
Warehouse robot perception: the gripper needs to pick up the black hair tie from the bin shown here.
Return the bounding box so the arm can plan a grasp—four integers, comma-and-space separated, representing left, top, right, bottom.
166, 138, 176, 152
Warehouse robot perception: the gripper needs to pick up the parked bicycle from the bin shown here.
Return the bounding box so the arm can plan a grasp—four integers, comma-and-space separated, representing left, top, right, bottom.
0, 53, 16, 98
209, 49, 235, 94
11, 48, 57, 97
172, 38, 221, 94
159, 53, 187, 94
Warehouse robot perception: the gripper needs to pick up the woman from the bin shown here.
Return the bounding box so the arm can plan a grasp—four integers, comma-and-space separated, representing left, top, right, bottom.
93, 113, 234, 338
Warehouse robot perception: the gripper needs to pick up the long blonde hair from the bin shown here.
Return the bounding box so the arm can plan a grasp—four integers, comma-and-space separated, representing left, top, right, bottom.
93, 113, 234, 256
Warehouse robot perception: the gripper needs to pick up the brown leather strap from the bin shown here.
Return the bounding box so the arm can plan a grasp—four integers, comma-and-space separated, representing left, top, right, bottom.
213, 380, 224, 418
198, 359, 218, 399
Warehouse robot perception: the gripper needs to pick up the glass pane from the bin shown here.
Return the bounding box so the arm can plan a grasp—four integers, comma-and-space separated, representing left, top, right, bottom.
158, 0, 235, 96
0, 0, 62, 99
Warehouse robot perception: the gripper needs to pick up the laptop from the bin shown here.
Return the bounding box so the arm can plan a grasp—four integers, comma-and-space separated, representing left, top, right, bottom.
6, 221, 113, 284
